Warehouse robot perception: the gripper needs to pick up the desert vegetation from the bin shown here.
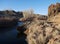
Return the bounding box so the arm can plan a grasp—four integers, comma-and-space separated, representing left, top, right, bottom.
17, 3, 60, 44
24, 20, 60, 44
0, 2, 60, 44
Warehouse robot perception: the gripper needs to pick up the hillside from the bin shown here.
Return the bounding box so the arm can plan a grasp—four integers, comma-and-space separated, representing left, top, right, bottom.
0, 10, 23, 19
17, 3, 60, 44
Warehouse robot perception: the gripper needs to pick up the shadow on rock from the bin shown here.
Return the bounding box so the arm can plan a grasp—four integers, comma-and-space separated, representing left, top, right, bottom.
17, 25, 27, 38
17, 25, 27, 44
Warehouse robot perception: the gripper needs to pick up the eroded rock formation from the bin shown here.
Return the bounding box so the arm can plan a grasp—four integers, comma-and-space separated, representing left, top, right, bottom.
48, 3, 60, 17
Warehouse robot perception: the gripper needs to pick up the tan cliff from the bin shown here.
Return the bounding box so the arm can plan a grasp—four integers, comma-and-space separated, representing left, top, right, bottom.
48, 3, 60, 17
48, 3, 60, 24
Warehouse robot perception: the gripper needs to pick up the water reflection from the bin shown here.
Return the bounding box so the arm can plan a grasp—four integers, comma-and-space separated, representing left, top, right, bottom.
0, 22, 27, 44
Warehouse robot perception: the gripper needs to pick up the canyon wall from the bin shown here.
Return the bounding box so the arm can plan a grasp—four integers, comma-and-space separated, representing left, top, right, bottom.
48, 3, 60, 17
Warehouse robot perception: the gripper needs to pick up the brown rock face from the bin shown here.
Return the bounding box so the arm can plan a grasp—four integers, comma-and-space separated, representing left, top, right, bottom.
48, 3, 60, 17
25, 21, 60, 44
48, 13, 60, 23
17, 3, 60, 44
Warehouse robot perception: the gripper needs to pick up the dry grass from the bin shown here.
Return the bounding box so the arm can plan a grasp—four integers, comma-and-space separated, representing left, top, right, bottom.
24, 19, 60, 44
20, 12, 60, 44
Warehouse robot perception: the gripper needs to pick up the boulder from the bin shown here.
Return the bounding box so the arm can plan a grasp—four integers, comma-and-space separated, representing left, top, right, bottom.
25, 21, 60, 44
48, 3, 60, 17
48, 13, 60, 24
17, 24, 26, 34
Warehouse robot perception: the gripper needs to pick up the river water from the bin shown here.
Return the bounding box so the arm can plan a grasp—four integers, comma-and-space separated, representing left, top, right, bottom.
0, 22, 27, 44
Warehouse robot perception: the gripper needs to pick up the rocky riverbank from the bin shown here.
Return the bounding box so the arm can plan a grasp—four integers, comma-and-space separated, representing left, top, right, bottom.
17, 3, 60, 44
0, 10, 23, 27
0, 3, 60, 44
17, 15, 60, 44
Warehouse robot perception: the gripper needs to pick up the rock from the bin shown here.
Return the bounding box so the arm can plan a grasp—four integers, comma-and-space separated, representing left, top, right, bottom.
19, 18, 27, 22
55, 24, 60, 29
16, 3, 60, 44
48, 13, 60, 23
48, 35, 60, 44
48, 3, 60, 17
17, 24, 26, 34
25, 21, 60, 44
47, 38, 54, 44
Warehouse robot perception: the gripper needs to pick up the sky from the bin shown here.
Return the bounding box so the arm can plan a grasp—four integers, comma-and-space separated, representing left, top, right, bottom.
0, 0, 60, 15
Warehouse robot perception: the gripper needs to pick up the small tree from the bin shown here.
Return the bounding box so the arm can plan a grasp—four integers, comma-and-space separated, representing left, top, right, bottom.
23, 8, 34, 18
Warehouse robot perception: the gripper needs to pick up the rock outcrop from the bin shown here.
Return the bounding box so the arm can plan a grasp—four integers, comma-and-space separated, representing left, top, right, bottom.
48, 3, 60, 17
23, 14, 60, 44
20, 14, 47, 22
25, 3, 60, 44
17, 3, 60, 44
25, 21, 60, 44
48, 3, 60, 23
48, 13, 60, 23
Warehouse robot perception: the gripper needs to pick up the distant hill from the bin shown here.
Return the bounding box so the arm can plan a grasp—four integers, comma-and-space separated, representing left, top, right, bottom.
0, 10, 23, 19
48, 3, 60, 23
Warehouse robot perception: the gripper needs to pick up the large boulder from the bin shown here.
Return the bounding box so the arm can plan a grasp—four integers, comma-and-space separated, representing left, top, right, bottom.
25, 20, 60, 44
48, 3, 60, 17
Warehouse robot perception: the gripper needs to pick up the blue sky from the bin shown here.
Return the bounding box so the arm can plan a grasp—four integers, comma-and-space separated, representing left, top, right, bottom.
0, 0, 60, 15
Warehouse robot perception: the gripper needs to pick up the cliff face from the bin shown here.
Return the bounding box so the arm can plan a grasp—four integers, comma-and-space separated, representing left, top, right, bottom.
48, 3, 60, 17
24, 16, 60, 44
48, 13, 60, 23
20, 3, 60, 44
48, 3, 60, 24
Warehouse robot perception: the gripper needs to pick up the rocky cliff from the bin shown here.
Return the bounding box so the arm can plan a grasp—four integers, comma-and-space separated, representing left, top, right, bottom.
48, 3, 60, 17
25, 20, 60, 44
17, 3, 60, 44
48, 3, 60, 23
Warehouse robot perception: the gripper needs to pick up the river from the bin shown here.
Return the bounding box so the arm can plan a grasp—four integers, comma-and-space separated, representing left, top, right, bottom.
0, 22, 27, 44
